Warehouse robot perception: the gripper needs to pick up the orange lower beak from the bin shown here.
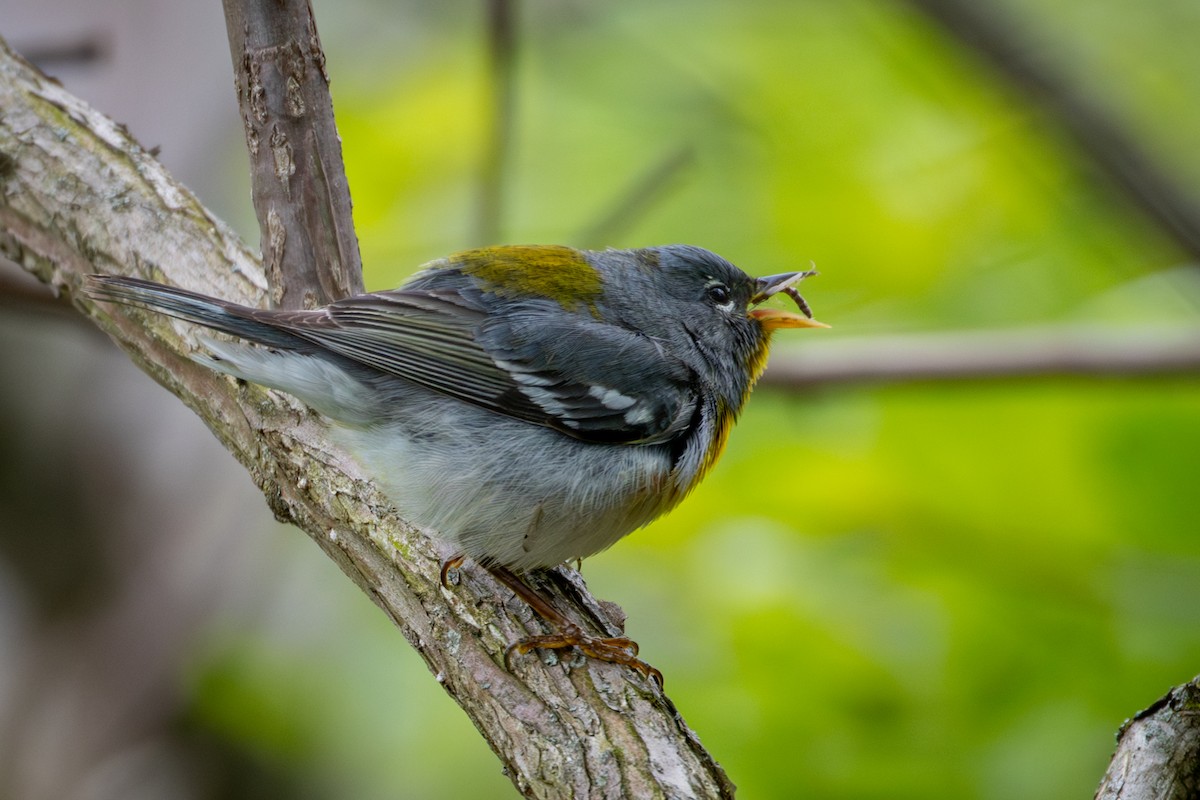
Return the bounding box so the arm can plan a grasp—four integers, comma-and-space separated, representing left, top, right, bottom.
749, 307, 831, 330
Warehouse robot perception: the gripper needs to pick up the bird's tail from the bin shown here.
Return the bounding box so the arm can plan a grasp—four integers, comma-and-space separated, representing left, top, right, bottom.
84, 275, 300, 349
84, 275, 382, 422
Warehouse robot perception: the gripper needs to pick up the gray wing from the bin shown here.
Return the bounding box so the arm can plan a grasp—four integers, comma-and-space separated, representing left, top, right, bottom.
279, 290, 699, 445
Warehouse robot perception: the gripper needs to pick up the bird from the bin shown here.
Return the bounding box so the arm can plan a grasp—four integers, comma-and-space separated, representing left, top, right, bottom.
85, 243, 826, 685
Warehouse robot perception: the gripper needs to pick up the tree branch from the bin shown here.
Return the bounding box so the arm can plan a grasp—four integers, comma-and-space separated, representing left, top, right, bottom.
222, 0, 363, 307
578, 145, 696, 249
901, 0, 1200, 262
0, 35, 732, 800
1094, 676, 1200, 800
760, 323, 1200, 388
478, 0, 517, 245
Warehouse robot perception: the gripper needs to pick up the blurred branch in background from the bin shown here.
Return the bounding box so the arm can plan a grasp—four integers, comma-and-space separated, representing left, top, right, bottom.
901, 0, 1200, 262
0, 258, 76, 318
578, 144, 696, 249
762, 323, 1200, 389
478, 0, 516, 245
4, 274, 1197, 387
15, 32, 108, 69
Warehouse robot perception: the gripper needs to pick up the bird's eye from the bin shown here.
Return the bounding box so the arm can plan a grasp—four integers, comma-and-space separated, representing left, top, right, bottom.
706, 283, 731, 305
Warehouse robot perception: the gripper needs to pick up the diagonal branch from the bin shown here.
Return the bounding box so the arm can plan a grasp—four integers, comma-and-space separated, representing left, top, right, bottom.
901, 0, 1200, 262
0, 35, 733, 800
578, 145, 696, 249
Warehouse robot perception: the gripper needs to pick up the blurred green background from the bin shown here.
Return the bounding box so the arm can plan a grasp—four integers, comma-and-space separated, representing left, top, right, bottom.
4, 0, 1200, 798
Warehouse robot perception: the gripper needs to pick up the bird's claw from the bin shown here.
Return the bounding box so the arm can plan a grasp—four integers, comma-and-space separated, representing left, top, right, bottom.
505, 624, 663, 688
440, 554, 465, 588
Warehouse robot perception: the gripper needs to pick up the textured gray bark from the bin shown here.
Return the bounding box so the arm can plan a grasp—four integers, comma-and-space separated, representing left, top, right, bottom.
221, 0, 363, 308
1095, 677, 1200, 800
0, 35, 734, 800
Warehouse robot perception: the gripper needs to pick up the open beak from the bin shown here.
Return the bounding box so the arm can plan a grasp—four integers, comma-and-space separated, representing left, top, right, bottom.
749, 271, 830, 330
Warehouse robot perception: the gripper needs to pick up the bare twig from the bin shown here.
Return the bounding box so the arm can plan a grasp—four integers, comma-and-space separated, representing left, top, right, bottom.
222, 0, 363, 308
478, 0, 517, 245
0, 34, 734, 800
0, 259, 78, 317
1094, 676, 1200, 800
578, 145, 696, 249
761, 323, 1200, 388
15, 33, 108, 69
901, 0, 1200, 262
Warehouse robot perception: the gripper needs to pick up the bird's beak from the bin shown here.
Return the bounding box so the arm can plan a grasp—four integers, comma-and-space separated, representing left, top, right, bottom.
749, 271, 830, 330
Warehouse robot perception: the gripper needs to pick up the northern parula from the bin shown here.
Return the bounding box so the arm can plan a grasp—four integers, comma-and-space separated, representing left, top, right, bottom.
86, 244, 825, 684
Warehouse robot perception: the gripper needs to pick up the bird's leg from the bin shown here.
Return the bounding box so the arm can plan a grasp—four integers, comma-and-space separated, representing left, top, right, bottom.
484, 563, 663, 688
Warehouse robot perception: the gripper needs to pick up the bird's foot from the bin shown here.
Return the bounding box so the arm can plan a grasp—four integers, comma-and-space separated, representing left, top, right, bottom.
505, 623, 663, 688
440, 557, 663, 687
440, 554, 465, 587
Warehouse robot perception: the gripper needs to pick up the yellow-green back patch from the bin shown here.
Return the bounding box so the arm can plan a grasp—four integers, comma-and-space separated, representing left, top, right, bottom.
448, 245, 602, 313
